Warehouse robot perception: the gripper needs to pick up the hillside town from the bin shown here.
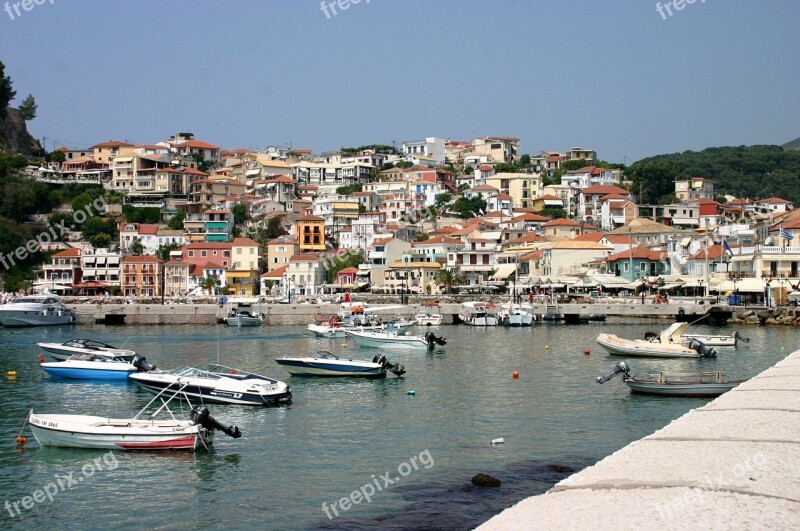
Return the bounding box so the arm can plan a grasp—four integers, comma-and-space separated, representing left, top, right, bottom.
25, 133, 800, 306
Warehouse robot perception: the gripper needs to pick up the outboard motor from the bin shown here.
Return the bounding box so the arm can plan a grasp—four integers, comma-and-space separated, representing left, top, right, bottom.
424, 332, 447, 348
190, 407, 242, 439
131, 355, 156, 372
597, 361, 631, 384
688, 339, 717, 358
373, 354, 405, 376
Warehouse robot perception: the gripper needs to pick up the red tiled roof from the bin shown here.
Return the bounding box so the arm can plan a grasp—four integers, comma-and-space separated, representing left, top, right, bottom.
582, 185, 630, 195
607, 247, 663, 262
543, 218, 581, 227
53, 248, 81, 257
297, 215, 324, 221
338, 267, 359, 274
231, 238, 260, 247
290, 254, 320, 261
261, 265, 289, 278
412, 236, 462, 246
93, 140, 133, 148
122, 255, 163, 263
509, 213, 550, 223
177, 140, 220, 150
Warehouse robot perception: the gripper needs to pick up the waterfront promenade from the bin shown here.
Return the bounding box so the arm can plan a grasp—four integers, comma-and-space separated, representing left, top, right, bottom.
67, 300, 726, 325
479, 348, 800, 529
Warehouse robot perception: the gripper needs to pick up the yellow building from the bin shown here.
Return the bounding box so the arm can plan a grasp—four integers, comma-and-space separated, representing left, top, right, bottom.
485, 172, 542, 209
93, 141, 134, 165
295, 214, 326, 253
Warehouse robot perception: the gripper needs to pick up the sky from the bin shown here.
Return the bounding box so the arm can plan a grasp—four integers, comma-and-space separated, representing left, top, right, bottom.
1, 0, 798, 164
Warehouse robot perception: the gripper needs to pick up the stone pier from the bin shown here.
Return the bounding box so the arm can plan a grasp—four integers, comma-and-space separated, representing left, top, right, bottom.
479, 348, 800, 529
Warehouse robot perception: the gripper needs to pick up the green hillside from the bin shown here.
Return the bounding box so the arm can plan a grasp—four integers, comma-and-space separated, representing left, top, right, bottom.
627, 145, 800, 205
783, 136, 800, 151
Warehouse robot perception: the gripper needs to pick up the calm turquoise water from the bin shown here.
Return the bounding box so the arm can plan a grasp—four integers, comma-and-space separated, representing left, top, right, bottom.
0, 319, 797, 529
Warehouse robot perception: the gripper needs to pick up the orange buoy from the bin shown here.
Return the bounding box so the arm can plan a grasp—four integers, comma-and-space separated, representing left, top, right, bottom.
38, 354, 45, 363
16, 436, 26, 444
584, 348, 591, 355
512, 371, 519, 379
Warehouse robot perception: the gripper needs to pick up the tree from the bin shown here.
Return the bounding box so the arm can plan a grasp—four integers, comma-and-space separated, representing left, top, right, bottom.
48, 150, 66, 163
156, 242, 182, 262
81, 216, 115, 243
19, 94, 36, 120
336, 184, 362, 195
0, 61, 15, 112
89, 232, 111, 249
395, 160, 414, 169
130, 237, 144, 256
167, 209, 186, 230
434, 192, 453, 212
434, 269, 465, 294
231, 203, 247, 225
540, 208, 567, 219
324, 250, 365, 283
201, 275, 219, 295
451, 196, 487, 218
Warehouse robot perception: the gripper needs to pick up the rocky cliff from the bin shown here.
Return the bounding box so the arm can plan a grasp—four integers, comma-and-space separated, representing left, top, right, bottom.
0, 107, 41, 155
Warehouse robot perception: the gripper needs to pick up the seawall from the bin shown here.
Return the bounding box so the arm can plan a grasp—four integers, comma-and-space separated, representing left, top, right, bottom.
478, 348, 800, 529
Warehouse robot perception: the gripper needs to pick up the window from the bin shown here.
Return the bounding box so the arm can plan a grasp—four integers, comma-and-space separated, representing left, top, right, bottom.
640, 263, 647, 272
623, 262, 629, 272
188, 250, 194, 257
201, 251, 207, 257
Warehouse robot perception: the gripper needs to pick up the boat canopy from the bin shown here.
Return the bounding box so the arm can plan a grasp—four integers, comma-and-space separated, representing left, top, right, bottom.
659, 322, 689, 344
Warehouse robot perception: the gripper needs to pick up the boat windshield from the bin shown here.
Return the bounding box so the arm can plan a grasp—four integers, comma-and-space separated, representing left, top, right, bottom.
171, 366, 223, 380
12, 297, 50, 304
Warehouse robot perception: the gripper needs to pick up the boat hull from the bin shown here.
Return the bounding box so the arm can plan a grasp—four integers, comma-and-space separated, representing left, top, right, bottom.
225, 316, 262, 327
276, 358, 386, 377
40, 365, 136, 380
0, 310, 77, 327
459, 316, 498, 326
128, 376, 291, 406
346, 331, 429, 349
28, 413, 207, 451
596, 334, 702, 358
625, 381, 740, 397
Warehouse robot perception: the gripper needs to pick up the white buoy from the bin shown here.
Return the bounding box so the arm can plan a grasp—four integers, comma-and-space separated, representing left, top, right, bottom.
491, 438, 504, 445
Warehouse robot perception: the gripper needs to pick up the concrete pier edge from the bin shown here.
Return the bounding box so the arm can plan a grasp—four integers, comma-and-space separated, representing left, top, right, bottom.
478, 348, 800, 530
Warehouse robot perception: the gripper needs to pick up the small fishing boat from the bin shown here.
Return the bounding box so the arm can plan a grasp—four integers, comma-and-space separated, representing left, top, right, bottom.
596, 322, 717, 358
681, 330, 745, 347
27, 384, 242, 451
458, 302, 498, 326
225, 311, 263, 327
497, 304, 534, 327
308, 307, 414, 338
0, 294, 77, 327
39, 354, 155, 381
345, 327, 446, 350
129, 364, 291, 406
276, 351, 405, 378
414, 301, 443, 326
224, 300, 264, 326
597, 361, 744, 397
37, 338, 137, 362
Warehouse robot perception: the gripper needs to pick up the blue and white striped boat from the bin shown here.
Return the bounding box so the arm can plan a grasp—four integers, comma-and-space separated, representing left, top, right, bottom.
40, 354, 154, 381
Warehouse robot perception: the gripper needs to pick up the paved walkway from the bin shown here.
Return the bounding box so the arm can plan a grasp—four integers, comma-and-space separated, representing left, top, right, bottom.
479, 349, 800, 530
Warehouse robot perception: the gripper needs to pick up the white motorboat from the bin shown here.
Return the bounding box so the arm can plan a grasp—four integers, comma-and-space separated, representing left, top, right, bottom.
346, 327, 447, 350
458, 302, 498, 326
27, 384, 242, 451
40, 354, 155, 381
308, 306, 415, 338
129, 364, 291, 406
276, 351, 405, 377
224, 300, 264, 326
37, 338, 137, 361
415, 301, 443, 326
225, 311, 263, 327
498, 304, 534, 327
597, 361, 744, 397
596, 322, 717, 358
0, 294, 77, 327
681, 330, 745, 347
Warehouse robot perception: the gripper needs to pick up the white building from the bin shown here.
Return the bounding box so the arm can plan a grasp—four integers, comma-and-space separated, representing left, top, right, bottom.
401, 137, 446, 165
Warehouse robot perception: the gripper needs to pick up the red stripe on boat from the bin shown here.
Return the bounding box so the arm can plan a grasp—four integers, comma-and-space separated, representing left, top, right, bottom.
115, 435, 198, 450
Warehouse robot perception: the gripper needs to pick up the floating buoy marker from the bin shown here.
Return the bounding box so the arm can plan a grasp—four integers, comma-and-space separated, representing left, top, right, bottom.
407, 390, 416, 396
341, 343, 347, 348
491, 438, 504, 445
584, 348, 591, 355
545, 345, 550, 349
7, 370, 16, 376
512, 371, 519, 379
15, 436, 26, 444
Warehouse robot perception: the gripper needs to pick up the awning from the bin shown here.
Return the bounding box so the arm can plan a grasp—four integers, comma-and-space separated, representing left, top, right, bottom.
673, 218, 699, 226
660, 282, 684, 290
491, 266, 517, 280
679, 237, 692, 247
356, 270, 371, 276
570, 277, 599, 288
623, 278, 646, 289
714, 278, 766, 293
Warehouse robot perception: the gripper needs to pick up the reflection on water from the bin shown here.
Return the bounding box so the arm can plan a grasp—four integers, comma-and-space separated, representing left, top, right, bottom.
0, 319, 796, 529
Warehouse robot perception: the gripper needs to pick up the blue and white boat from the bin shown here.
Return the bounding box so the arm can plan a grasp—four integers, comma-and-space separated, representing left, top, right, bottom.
39, 354, 155, 381
37, 338, 137, 362
276, 351, 405, 378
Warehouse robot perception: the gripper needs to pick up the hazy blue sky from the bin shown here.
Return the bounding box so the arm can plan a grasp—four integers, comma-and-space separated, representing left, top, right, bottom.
2, 0, 798, 163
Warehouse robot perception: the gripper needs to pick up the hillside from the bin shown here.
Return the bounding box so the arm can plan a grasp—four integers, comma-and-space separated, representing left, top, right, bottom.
627, 145, 800, 205
783, 136, 800, 151
0, 107, 40, 155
